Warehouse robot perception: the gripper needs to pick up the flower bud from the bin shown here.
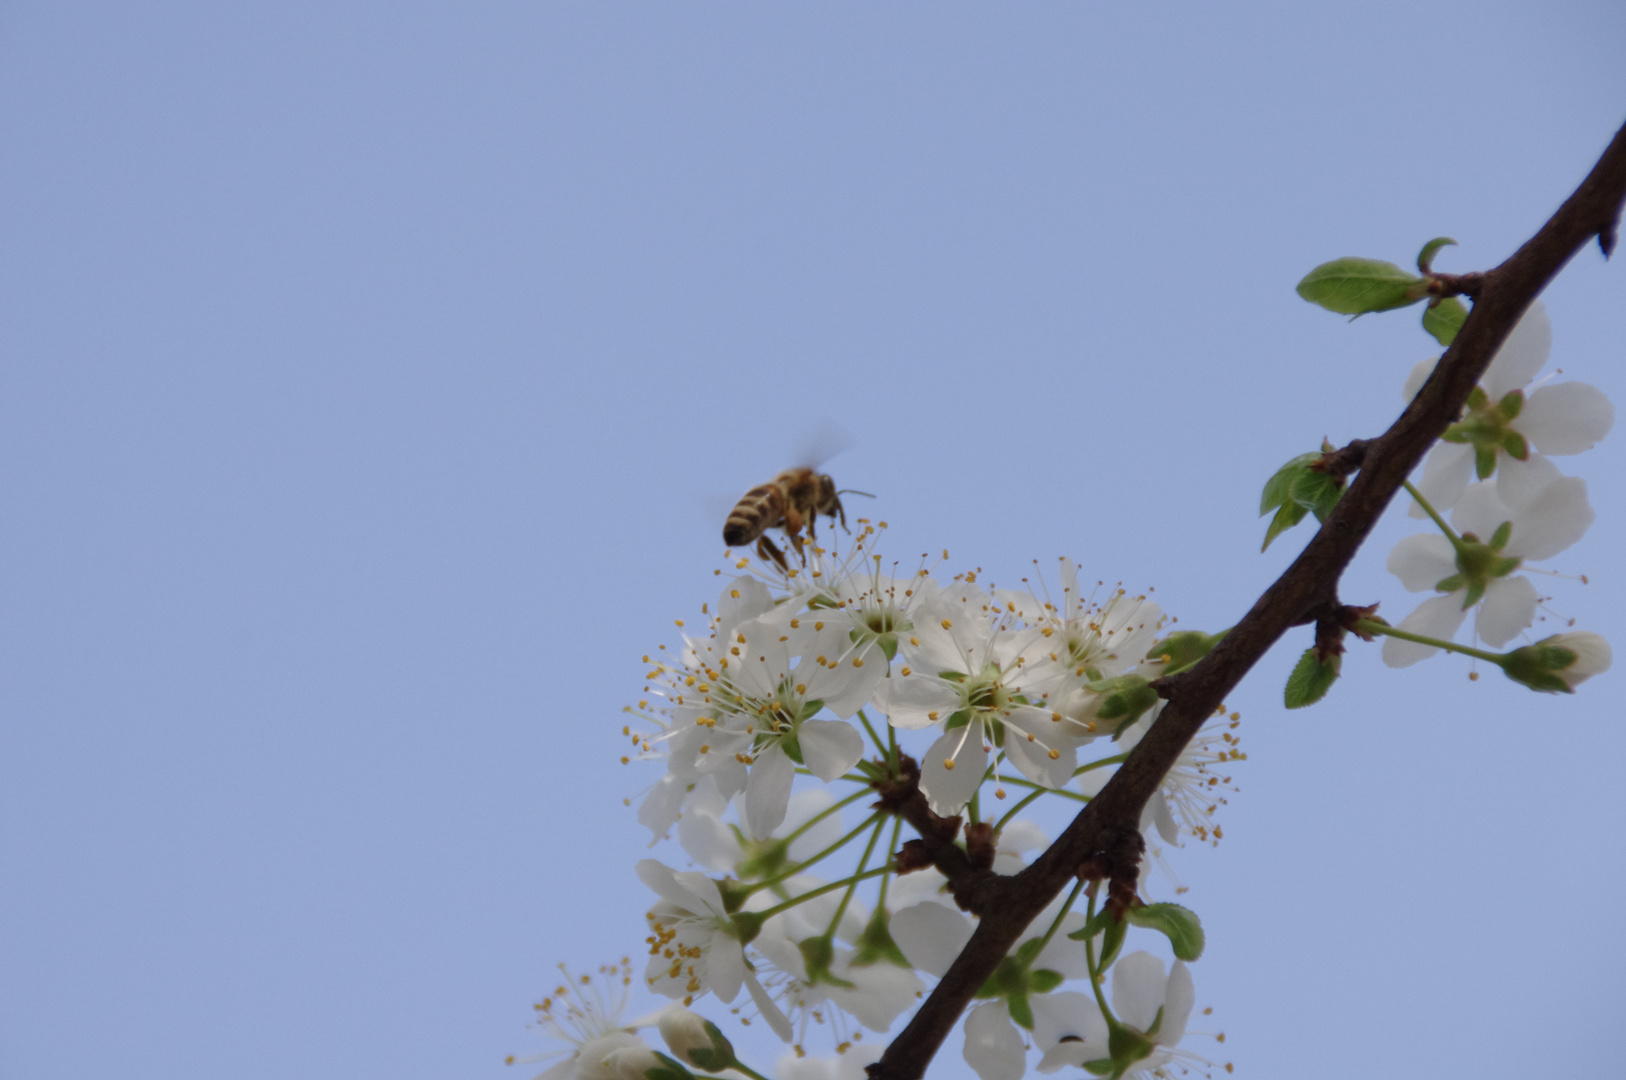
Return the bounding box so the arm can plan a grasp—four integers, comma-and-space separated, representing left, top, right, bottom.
1500, 632, 1612, 693
577, 1036, 657, 1080
1081, 674, 1160, 731
602, 1045, 679, 1080
658, 1007, 734, 1071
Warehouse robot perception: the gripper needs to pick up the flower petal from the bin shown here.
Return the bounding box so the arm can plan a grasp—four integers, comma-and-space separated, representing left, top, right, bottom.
1382, 593, 1469, 668
1110, 951, 1167, 1033
1032, 992, 1108, 1069
919, 728, 988, 815
1494, 453, 1563, 514
1451, 481, 1513, 543
963, 1002, 1027, 1080
799, 719, 865, 782
745, 744, 796, 840
890, 902, 972, 977
1408, 441, 1474, 517
1482, 299, 1550, 399
1387, 533, 1458, 592
1506, 476, 1592, 560
1521, 381, 1614, 455
1476, 576, 1539, 647
1403, 355, 1439, 403
1159, 961, 1195, 1047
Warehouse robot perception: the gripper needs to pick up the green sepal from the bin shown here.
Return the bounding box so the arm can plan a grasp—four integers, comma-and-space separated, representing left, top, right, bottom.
1416, 236, 1457, 274
944, 709, 971, 731
1498, 390, 1525, 420
1440, 423, 1470, 444
1030, 968, 1064, 994
1147, 630, 1226, 676
878, 635, 899, 661
678, 1022, 740, 1073
1108, 1024, 1156, 1068
1284, 647, 1340, 709
1295, 257, 1427, 314
1490, 555, 1521, 578
1422, 297, 1468, 346
1086, 675, 1159, 727
717, 878, 752, 914
1474, 447, 1497, 479
1488, 521, 1513, 550
1124, 903, 1206, 961
797, 699, 824, 722
1014, 937, 1045, 966
851, 906, 911, 968
1006, 993, 1035, 1031
644, 1051, 699, 1080
1501, 642, 1582, 694
1082, 1058, 1117, 1076
1434, 574, 1465, 594
1500, 431, 1529, 460
798, 934, 855, 989
778, 732, 805, 765
728, 908, 765, 943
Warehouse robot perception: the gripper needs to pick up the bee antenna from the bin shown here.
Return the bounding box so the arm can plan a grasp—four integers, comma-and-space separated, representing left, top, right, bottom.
836, 489, 877, 499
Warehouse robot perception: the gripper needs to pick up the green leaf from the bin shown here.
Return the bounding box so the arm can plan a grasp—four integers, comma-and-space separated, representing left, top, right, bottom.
1125, 903, 1207, 961
1262, 501, 1308, 551
1416, 236, 1457, 274
1098, 912, 1128, 970
1284, 647, 1340, 709
1259, 452, 1321, 514
1289, 467, 1342, 522
1422, 297, 1468, 346
1296, 257, 1426, 315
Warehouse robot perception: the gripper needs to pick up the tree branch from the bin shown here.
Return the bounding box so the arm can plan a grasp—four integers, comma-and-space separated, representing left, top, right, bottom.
870, 115, 1626, 1080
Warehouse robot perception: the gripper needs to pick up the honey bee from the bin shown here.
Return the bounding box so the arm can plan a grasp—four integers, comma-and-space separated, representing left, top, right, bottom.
723, 467, 857, 570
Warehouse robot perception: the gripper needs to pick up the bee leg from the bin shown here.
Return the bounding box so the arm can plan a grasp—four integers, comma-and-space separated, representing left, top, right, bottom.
757, 535, 789, 572
834, 498, 849, 534
788, 530, 808, 565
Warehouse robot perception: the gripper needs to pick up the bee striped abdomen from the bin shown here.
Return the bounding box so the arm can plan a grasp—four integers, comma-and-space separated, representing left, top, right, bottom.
723, 483, 785, 546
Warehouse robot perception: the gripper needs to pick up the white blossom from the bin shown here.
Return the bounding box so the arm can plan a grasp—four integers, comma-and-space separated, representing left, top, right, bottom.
1385, 468, 1593, 665
1035, 953, 1198, 1079
1404, 300, 1613, 515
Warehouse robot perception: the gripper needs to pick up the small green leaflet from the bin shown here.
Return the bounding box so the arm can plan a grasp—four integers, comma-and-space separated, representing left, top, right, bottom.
1422, 297, 1468, 346
1124, 903, 1206, 961
1416, 236, 1457, 274
1296, 257, 1427, 315
1260, 452, 1343, 551
1284, 647, 1341, 708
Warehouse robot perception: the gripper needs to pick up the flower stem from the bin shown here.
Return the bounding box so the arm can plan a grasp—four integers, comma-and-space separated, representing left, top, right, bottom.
994, 785, 1048, 833
750, 865, 892, 922
749, 812, 884, 895
827, 815, 889, 938
856, 708, 888, 759
1403, 480, 1464, 548
1355, 617, 1505, 665
778, 787, 874, 849
1032, 878, 1087, 956
1080, 891, 1118, 1027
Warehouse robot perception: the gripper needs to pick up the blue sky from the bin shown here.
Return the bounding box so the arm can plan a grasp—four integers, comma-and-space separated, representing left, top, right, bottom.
2, 4, 1623, 1078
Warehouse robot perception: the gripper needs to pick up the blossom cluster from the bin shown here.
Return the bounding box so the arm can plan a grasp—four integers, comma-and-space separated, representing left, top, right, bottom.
1384, 300, 1614, 682
583, 528, 1235, 1080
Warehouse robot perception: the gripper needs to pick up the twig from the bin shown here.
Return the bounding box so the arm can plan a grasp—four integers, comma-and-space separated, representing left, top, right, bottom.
869, 115, 1626, 1080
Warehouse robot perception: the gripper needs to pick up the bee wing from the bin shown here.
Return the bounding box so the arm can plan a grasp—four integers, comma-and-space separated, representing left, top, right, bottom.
793, 421, 854, 470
